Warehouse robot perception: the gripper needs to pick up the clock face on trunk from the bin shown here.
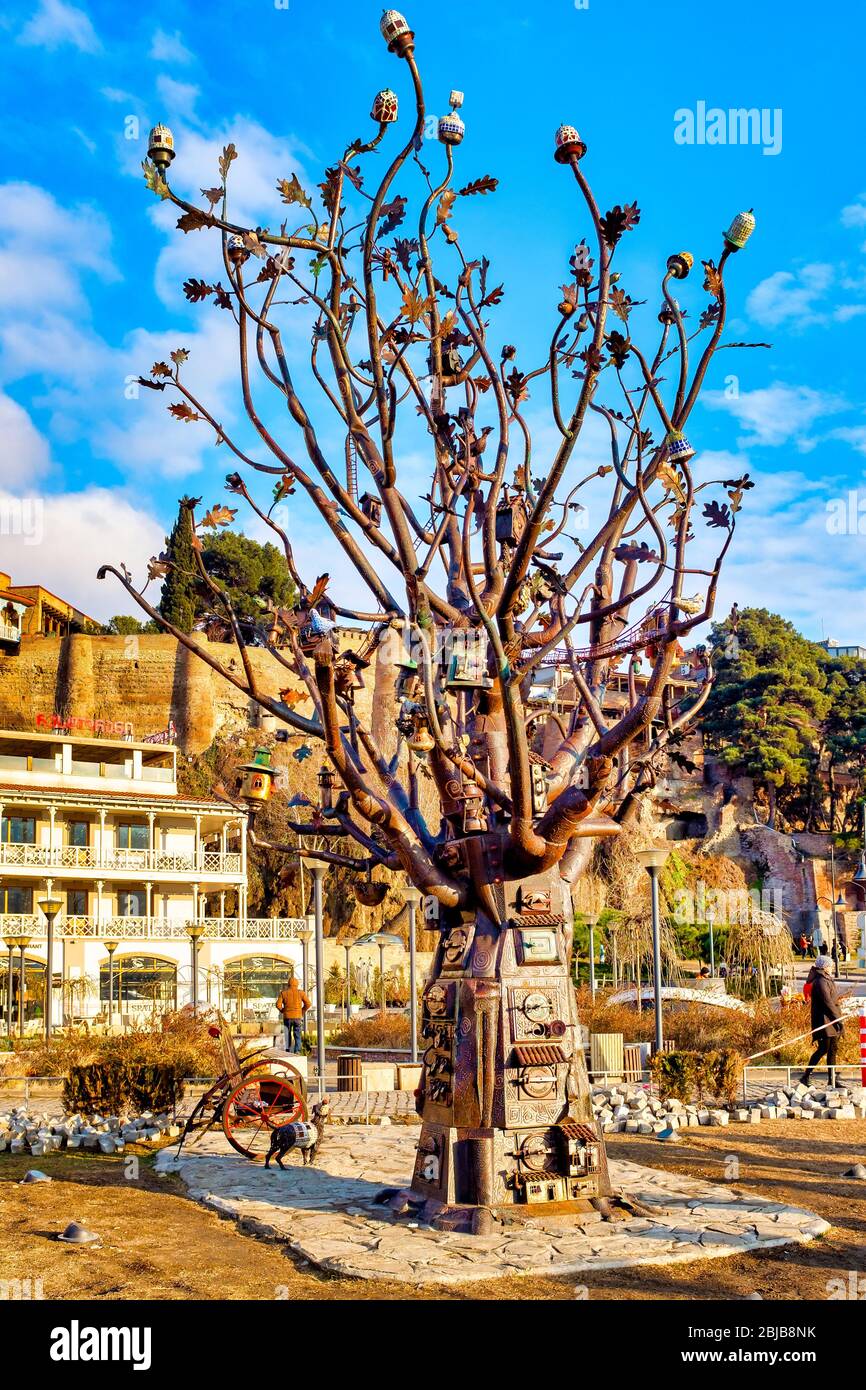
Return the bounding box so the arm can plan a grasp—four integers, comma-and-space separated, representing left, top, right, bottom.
522, 990, 553, 1024
519, 1131, 558, 1172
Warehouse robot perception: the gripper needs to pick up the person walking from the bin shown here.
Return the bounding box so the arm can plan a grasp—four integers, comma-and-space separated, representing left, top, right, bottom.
800, 954, 844, 1085
811, 923, 824, 958
276, 973, 311, 1054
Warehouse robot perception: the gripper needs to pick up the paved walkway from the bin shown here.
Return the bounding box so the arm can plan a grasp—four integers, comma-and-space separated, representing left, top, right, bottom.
315, 1090, 418, 1122
155, 1127, 828, 1285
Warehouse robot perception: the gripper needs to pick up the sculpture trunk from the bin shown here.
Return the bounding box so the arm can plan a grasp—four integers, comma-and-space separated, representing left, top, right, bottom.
409, 862, 609, 1229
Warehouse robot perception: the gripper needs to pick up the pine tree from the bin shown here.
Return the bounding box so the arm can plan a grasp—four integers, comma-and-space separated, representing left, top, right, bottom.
703, 608, 831, 827
158, 497, 198, 634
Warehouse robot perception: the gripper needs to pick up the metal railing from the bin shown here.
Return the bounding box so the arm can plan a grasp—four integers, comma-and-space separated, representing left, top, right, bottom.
741, 1063, 863, 1102
0, 844, 242, 875
0, 622, 21, 645
0, 914, 308, 941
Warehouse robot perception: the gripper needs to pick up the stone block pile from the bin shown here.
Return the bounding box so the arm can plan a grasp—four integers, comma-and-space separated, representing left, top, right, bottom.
0, 1107, 182, 1157
592, 1081, 866, 1134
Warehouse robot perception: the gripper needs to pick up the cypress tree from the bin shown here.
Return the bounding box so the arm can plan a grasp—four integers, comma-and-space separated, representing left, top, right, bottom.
159, 497, 198, 634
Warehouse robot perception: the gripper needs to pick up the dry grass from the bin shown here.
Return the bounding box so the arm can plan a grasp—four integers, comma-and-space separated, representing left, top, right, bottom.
2, 1011, 222, 1082
575, 987, 861, 1064
329, 1013, 411, 1049
2, 1123, 865, 1301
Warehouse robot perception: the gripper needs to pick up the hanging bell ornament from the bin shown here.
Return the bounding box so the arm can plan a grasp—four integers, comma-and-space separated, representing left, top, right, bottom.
408, 723, 435, 755
438, 109, 465, 146
667, 251, 693, 280
554, 124, 587, 164
724, 209, 756, 251
380, 9, 414, 56
147, 124, 175, 173
371, 88, 399, 123
665, 430, 696, 465
227, 234, 249, 266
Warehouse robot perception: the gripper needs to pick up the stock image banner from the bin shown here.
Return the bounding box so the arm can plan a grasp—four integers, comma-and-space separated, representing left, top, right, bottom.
0, 0, 864, 1366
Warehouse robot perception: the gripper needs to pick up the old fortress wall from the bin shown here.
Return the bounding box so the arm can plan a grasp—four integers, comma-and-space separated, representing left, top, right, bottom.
0, 632, 353, 753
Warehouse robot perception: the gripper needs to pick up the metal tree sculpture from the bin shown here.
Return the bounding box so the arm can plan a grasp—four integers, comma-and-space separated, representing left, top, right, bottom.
101, 10, 760, 1230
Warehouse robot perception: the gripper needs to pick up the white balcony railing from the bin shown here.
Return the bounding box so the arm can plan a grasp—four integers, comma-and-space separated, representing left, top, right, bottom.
0, 845, 242, 876
0, 914, 306, 941
0, 622, 21, 644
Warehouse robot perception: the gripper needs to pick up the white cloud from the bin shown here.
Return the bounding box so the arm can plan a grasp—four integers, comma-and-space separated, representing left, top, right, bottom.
0, 182, 119, 314
142, 116, 312, 309
150, 28, 194, 65
825, 426, 866, 455
0, 486, 165, 621
711, 464, 866, 640
702, 382, 848, 449
0, 393, 53, 485
155, 75, 200, 123
840, 196, 866, 229
17, 0, 100, 53
0, 179, 247, 486
746, 263, 833, 328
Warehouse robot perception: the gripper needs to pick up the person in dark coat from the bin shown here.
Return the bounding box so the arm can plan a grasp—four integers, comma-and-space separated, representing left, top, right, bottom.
800, 955, 844, 1084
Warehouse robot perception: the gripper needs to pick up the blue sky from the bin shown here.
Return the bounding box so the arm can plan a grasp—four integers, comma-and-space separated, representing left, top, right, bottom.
1, 0, 865, 641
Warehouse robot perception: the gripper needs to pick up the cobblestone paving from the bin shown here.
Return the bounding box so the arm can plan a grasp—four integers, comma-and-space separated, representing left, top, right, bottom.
322, 1090, 419, 1122
156, 1127, 829, 1285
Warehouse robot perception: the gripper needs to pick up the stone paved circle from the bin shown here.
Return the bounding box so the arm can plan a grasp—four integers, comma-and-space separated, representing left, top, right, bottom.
156, 1127, 829, 1285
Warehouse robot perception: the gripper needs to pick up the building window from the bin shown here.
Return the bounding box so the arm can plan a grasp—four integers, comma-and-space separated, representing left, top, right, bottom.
1, 886, 34, 914
99, 955, 177, 1008
223, 955, 294, 1022
117, 890, 146, 917
67, 889, 87, 916
67, 820, 89, 847
116, 823, 149, 851
1, 816, 36, 845
0, 955, 45, 1025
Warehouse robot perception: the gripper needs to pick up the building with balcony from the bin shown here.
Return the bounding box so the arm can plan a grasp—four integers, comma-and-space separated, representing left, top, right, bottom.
0, 571, 100, 641
0, 580, 33, 653
0, 727, 304, 1032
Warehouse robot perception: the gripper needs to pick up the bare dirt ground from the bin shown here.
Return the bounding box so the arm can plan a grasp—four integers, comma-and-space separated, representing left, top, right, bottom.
1, 1121, 864, 1302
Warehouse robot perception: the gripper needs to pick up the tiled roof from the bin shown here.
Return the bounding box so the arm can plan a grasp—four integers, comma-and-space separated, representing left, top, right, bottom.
0, 781, 241, 814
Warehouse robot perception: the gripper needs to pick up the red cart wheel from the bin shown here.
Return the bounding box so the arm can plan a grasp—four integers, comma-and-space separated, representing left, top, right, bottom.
222, 1074, 307, 1158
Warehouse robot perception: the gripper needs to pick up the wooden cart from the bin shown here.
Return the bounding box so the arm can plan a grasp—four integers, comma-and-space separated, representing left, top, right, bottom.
177, 1014, 307, 1159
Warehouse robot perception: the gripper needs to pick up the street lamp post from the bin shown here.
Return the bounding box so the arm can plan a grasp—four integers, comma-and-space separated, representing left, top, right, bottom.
829, 842, 844, 979
185, 922, 206, 1016
378, 937, 387, 1014
343, 939, 353, 1024
302, 860, 327, 1093
404, 886, 422, 1064
706, 903, 716, 978
587, 917, 597, 1001
299, 923, 313, 998
634, 847, 670, 1057
3, 936, 16, 1040
15, 935, 31, 1039
37, 897, 63, 1041
104, 940, 119, 1030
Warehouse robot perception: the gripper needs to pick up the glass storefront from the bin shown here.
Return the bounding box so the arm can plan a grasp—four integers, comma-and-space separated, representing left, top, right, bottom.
0, 956, 46, 1025
99, 954, 177, 1008
223, 956, 293, 1022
